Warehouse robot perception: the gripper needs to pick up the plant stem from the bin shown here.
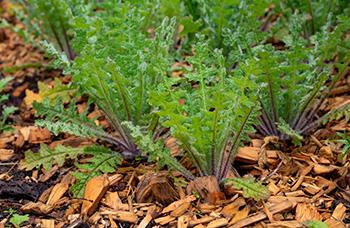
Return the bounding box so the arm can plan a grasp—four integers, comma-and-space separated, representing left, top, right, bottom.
219, 107, 252, 180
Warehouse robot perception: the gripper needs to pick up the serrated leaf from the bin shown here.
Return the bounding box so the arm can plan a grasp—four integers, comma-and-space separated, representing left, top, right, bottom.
224, 176, 270, 201
9, 213, 29, 227
123, 121, 194, 180
21, 144, 85, 171
71, 145, 122, 197
24, 78, 77, 106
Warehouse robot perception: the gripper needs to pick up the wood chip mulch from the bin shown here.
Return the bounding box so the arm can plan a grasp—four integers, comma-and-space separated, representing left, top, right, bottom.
0, 2, 349, 228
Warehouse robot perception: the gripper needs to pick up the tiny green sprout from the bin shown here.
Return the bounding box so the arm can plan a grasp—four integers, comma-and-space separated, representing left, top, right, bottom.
4, 208, 29, 228
336, 132, 350, 160
304, 220, 329, 228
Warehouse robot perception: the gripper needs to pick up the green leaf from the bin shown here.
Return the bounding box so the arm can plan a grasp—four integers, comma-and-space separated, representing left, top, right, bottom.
336, 132, 350, 160
22, 144, 85, 171
9, 213, 29, 227
304, 220, 329, 228
71, 145, 122, 197
224, 176, 270, 201
123, 121, 195, 180
277, 119, 303, 146
151, 39, 257, 180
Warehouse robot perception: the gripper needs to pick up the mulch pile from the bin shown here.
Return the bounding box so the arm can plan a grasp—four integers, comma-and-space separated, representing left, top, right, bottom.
0, 2, 349, 227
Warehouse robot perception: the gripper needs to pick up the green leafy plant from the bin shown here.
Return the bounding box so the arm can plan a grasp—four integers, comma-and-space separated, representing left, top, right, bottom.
0, 77, 17, 133
240, 12, 350, 142
148, 39, 257, 181
336, 132, 350, 160
304, 220, 329, 228
34, 4, 176, 159
4, 208, 29, 228
21, 144, 85, 171
21, 144, 122, 197
14, 0, 81, 60
224, 176, 270, 201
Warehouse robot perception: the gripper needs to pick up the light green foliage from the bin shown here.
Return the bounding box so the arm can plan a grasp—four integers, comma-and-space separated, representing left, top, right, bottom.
34, 98, 106, 139
304, 220, 329, 228
239, 9, 350, 142
22, 144, 85, 171
160, 0, 271, 53
71, 145, 122, 197
274, 0, 350, 36
54, 4, 176, 156
0, 77, 17, 133
32, 78, 77, 104
4, 208, 29, 228
123, 121, 195, 180
15, 0, 82, 60
336, 132, 350, 160
150, 39, 257, 180
22, 143, 121, 197
322, 104, 350, 125
224, 176, 270, 201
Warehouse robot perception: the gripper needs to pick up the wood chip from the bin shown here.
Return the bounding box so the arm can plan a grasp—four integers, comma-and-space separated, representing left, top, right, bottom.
186, 176, 225, 203
295, 203, 322, 222
332, 203, 346, 220
162, 195, 196, 214
41, 219, 55, 228
103, 191, 128, 211
189, 216, 215, 226
137, 205, 159, 228
177, 215, 190, 228
267, 221, 303, 227
21, 202, 53, 214
0, 149, 14, 161
101, 211, 138, 223
230, 200, 293, 228
313, 164, 337, 175
170, 201, 190, 217
221, 197, 246, 219
46, 182, 69, 206
207, 218, 228, 228
229, 207, 249, 225
136, 172, 179, 204
81, 175, 110, 216
154, 215, 176, 225
325, 218, 345, 228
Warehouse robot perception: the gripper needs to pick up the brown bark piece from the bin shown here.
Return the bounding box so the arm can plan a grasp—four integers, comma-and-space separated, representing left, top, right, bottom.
186, 176, 225, 204
46, 183, 69, 206
189, 216, 215, 226
41, 219, 55, 228
137, 205, 159, 228
162, 195, 196, 214
136, 172, 179, 205
0, 149, 14, 161
81, 175, 110, 216
332, 203, 346, 220
325, 218, 345, 228
267, 221, 303, 227
101, 211, 138, 223
229, 207, 249, 225
154, 215, 176, 225
221, 197, 245, 219
295, 203, 322, 222
207, 218, 228, 228
103, 191, 128, 211
230, 200, 293, 228
177, 215, 190, 228
21, 202, 53, 214
313, 164, 337, 175
170, 201, 190, 217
